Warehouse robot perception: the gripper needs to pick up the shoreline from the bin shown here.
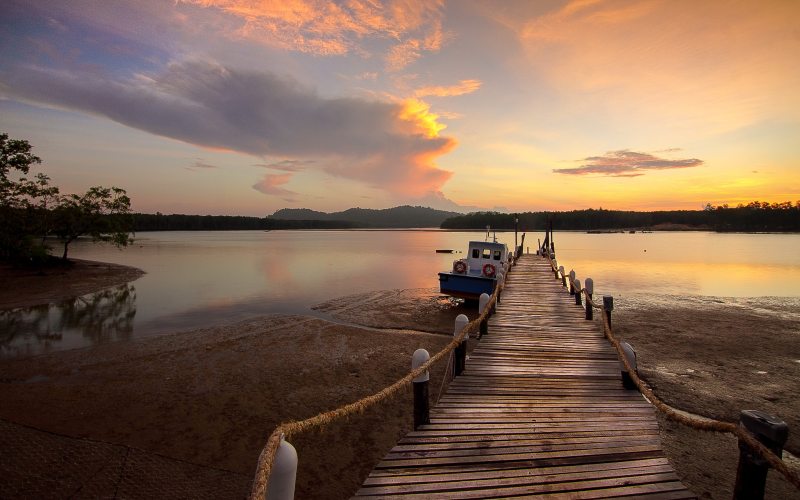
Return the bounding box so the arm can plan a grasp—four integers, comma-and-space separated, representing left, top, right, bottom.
1, 262, 798, 498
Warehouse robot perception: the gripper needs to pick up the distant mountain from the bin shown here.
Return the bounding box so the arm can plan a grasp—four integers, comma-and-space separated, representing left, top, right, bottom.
269, 205, 462, 228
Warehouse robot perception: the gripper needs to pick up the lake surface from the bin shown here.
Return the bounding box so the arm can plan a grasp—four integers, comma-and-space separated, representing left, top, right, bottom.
2, 230, 799, 359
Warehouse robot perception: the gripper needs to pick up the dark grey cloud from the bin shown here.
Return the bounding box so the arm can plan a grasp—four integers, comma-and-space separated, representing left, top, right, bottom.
553, 149, 703, 177
0, 61, 454, 195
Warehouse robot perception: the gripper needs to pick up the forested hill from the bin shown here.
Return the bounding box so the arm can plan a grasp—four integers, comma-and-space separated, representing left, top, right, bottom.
440, 203, 800, 232
270, 205, 462, 227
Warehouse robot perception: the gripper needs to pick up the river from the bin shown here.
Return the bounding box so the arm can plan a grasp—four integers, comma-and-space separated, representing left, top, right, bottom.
2, 230, 799, 358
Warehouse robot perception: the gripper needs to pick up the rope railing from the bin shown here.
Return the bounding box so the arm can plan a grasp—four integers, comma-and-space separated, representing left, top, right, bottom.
249, 266, 508, 500
541, 249, 800, 491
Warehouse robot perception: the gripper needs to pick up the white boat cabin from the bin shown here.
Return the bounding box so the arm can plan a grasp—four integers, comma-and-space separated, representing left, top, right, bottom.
461, 241, 508, 277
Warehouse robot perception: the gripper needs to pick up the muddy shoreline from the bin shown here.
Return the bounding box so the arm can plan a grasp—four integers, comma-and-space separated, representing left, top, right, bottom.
1, 262, 798, 498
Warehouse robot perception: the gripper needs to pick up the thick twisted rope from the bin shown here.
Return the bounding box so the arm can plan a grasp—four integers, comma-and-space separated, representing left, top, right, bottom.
249, 274, 506, 499
561, 273, 800, 490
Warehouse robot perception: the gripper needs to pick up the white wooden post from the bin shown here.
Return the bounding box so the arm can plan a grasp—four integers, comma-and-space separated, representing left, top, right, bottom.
412, 349, 430, 429
568, 270, 576, 295
574, 278, 582, 306
620, 341, 637, 390
266, 435, 298, 500
558, 266, 566, 286
479, 293, 490, 337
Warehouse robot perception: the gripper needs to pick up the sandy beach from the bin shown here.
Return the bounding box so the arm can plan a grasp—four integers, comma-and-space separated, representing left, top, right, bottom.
1, 262, 799, 499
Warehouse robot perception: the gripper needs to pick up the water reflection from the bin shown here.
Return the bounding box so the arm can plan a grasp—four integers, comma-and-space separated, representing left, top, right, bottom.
0, 283, 137, 359
1, 230, 798, 360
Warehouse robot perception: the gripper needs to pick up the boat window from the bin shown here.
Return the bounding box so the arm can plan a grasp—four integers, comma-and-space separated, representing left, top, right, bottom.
472, 248, 480, 258
493, 250, 501, 260
482, 248, 491, 259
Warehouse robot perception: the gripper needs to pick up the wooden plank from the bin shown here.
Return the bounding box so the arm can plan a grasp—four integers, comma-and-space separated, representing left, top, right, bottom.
355, 255, 694, 498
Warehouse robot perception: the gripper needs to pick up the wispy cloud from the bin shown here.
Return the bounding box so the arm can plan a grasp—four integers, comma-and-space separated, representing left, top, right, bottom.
414, 79, 482, 98
0, 61, 455, 197
253, 172, 296, 200
554, 150, 703, 177
181, 0, 446, 70
185, 159, 219, 171
255, 160, 316, 172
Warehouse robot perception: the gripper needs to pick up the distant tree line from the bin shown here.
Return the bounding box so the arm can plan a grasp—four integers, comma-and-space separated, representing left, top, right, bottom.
440, 203, 800, 232
133, 213, 357, 231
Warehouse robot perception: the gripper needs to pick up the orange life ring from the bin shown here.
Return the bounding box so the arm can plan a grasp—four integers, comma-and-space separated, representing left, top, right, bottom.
453, 261, 467, 274
482, 263, 496, 278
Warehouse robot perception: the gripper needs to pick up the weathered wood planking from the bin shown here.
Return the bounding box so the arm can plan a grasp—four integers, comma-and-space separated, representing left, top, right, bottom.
355, 255, 694, 498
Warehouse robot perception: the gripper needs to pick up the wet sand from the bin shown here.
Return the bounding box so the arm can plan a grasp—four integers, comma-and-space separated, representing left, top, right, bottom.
0, 259, 145, 310
1, 265, 799, 498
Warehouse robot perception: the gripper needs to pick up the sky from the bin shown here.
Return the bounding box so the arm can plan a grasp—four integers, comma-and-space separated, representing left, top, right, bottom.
1, 0, 798, 215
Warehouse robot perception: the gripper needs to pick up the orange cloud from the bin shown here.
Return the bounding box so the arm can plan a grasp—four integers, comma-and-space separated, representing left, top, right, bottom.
253, 172, 296, 199
554, 150, 703, 177
182, 0, 446, 66
414, 79, 482, 98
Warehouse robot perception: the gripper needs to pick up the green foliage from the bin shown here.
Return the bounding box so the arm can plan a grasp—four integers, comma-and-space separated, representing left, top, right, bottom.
0, 132, 133, 264
54, 186, 133, 260
0, 133, 52, 261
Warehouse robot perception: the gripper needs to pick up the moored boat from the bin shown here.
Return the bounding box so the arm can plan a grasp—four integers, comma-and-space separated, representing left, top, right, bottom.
439, 240, 508, 301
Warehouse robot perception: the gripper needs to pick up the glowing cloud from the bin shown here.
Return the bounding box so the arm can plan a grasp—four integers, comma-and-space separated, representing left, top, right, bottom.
0, 61, 455, 197
397, 98, 447, 138
182, 0, 446, 69
414, 79, 482, 98
554, 150, 703, 177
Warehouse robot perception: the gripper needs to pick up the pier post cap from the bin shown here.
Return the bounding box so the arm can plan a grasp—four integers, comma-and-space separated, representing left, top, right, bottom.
603, 295, 614, 310
479, 293, 491, 314
574, 278, 581, 290
412, 348, 431, 383
620, 341, 636, 367
739, 410, 789, 447
454, 314, 469, 337
585, 278, 594, 295
569, 269, 576, 280
266, 436, 298, 500
558, 265, 564, 273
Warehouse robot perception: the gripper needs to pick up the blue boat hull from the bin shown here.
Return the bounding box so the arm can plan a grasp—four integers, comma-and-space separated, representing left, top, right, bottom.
438, 272, 497, 300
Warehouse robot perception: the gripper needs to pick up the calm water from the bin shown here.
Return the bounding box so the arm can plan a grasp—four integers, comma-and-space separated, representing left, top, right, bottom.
2, 230, 799, 359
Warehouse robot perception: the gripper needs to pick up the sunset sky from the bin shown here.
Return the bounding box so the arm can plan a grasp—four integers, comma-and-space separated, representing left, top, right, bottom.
1, 0, 798, 215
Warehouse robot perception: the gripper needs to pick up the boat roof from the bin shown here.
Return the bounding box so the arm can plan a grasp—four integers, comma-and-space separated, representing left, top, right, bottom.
468, 241, 507, 249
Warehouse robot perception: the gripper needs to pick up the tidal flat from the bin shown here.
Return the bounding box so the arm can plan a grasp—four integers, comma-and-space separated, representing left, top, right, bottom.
1, 264, 798, 498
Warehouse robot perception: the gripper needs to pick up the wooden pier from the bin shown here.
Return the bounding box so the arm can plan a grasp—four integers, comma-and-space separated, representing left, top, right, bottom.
355, 255, 694, 498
